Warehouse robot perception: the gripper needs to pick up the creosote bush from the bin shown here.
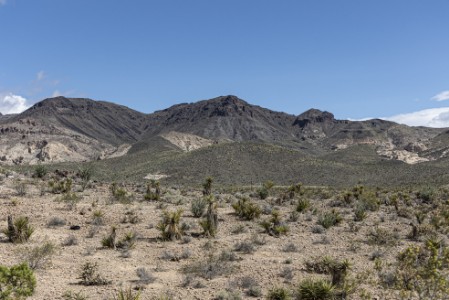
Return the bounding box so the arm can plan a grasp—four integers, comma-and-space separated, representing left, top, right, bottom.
232, 197, 261, 220
394, 238, 449, 299
266, 286, 291, 300
0, 263, 36, 299
49, 178, 72, 194
33, 164, 47, 179
110, 182, 130, 203
23, 241, 57, 270
79, 262, 109, 286
191, 197, 207, 218
317, 209, 343, 229
260, 210, 289, 236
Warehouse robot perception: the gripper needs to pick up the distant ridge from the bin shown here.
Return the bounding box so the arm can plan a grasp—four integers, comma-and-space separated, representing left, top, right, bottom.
1, 94, 449, 186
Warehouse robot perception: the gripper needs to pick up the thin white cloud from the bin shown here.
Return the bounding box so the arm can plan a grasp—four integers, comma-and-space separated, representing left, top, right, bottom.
431, 90, 449, 102
383, 107, 449, 128
52, 90, 61, 97
0, 0, 6, 6
36, 71, 45, 81
0, 93, 31, 114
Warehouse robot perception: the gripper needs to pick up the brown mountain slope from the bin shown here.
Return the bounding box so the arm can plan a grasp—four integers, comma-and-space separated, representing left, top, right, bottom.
0, 95, 447, 169
0, 97, 147, 164
143, 95, 298, 142
15, 97, 147, 145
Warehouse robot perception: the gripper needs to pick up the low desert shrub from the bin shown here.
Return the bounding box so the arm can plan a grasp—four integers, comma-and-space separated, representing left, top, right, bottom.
62, 234, 78, 246
112, 287, 141, 300
367, 226, 398, 246
191, 197, 207, 218
296, 198, 311, 213
157, 209, 184, 241
182, 253, 235, 280
23, 241, 57, 270
215, 289, 242, 300
296, 278, 335, 300
91, 210, 105, 226
136, 267, 156, 284
47, 216, 67, 227
57, 192, 81, 210
260, 210, 289, 236
394, 238, 449, 299
232, 197, 261, 220
110, 182, 130, 203
79, 262, 109, 286
0, 263, 36, 299
266, 286, 291, 300
233, 240, 256, 254
317, 209, 343, 229
62, 290, 88, 300
33, 164, 47, 179
49, 178, 72, 194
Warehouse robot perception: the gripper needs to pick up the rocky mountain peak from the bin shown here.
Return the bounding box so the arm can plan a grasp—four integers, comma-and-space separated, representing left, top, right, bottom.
293, 108, 335, 128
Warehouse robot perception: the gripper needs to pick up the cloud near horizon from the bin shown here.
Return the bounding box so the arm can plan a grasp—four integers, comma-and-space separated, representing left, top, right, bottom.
431, 90, 449, 102
383, 107, 449, 128
0, 93, 31, 114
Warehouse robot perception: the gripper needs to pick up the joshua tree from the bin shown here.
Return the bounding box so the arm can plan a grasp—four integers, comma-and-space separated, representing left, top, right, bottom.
202, 177, 213, 196
200, 195, 219, 237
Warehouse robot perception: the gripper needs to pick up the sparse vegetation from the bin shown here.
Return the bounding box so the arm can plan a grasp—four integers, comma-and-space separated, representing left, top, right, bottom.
23, 241, 57, 270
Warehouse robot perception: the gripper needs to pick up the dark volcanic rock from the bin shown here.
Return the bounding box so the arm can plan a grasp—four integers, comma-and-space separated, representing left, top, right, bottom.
15, 97, 147, 145
143, 95, 298, 142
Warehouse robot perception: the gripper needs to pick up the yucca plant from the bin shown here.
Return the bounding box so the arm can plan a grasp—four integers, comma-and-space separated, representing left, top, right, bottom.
288, 183, 302, 199
157, 209, 184, 241
112, 287, 141, 300
297, 278, 335, 300
202, 177, 213, 196
117, 232, 137, 250
266, 286, 291, 300
260, 211, 289, 237
296, 198, 310, 213
145, 180, 161, 201
101, 227, 117, 249
4, 215, 34, 243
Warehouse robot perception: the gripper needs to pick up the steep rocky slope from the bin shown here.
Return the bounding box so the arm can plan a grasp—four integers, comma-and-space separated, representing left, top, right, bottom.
0, 95, 446, 169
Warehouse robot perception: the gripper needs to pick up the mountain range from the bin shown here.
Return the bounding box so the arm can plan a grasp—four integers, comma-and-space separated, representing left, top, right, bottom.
1, 95, 449, 186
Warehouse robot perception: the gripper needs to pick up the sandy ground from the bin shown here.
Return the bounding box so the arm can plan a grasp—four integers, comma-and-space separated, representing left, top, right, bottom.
0, 174, 430, 299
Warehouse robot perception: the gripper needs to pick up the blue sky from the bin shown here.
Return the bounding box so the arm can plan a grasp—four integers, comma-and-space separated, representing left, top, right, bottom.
0, 0, 448, 126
